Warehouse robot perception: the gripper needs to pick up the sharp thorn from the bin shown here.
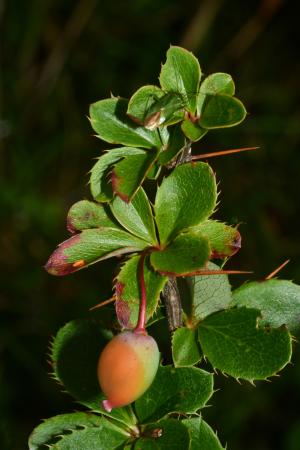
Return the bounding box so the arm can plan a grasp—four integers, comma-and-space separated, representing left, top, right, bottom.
192, 146, 260, 160
265, 259, 290, 280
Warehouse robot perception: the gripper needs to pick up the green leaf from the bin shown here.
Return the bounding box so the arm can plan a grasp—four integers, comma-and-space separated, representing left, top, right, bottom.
231, 279, 300, 332
127, 85, 165, 125
155, 162, 217, 244
45, 228, 147, 276
200, 73, 235, 96
172, 327, 202, 367
115, 255, 167, 329
197, 73, 235, 116
159, 46, 201, 113
90, 147, 145, 202
193, 220, 241, 258
28, 413, 127, 450
198, 307, 292, 381
89, 98, 160, 148
180, 262, 232, 326
50, 319, 137, 426
135, 365, 213, 423
181, 119, 207, 142
150, 231, 210, 276
157, 124, 185, 166
134, 419, 190, 449
112, 150, 158, 201
110, 188, 157, 244
67, 200, 117, 233
46, 418, 129, 450
199, 94, 247, 129
182, 417, 225, 450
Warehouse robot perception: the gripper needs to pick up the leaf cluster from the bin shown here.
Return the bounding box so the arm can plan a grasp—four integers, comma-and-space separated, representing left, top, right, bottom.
30, 47, 300, 449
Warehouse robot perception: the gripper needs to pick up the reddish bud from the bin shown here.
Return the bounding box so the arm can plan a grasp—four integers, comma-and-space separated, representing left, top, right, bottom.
97, 331, 159, 411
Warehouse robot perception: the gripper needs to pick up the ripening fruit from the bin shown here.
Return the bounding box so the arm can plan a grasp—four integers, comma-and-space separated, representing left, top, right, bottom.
97, 331, 159, 412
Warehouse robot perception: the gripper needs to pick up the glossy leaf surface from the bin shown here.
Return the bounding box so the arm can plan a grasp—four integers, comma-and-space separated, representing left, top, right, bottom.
154, 162, 217, 244
90, 98, 160, 148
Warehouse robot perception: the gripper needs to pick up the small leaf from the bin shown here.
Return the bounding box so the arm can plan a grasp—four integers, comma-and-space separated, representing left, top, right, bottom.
157, 124, 185, 166
198, 307, 292, 381
182, 417, 225, 450
172, 327, 202, 367
110, 188, 157, 244
181, 119, 207, 142
159, 46, 201, 113
154, 162, 217, 244
50, 319, 137, 426
115, 255, 167, 329
112, 150, 158, 201
127, 86, 184, 130
135, 365, 214, 423
200, 73, 235, 96
127, 85, 165, 124
67, 200, 117, 233
134, 419, 190, 449
89, 98, 160, 148
197, 73, 235, 116
46, 418, 129, 450
231, 279, 300, 332
45, 228, 147, 276
29, 413, 107, 450
150, 231, 210, 276
90, 147, 145, 202
193, 220, 241, 258
199, 95, 247, 129
180, 262, 232, 326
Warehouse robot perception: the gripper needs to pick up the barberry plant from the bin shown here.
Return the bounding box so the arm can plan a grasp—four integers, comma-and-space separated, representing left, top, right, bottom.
29, 47, 300, 450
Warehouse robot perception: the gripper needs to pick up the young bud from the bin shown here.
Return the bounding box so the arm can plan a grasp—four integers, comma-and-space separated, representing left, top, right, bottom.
97, 331, 159, 412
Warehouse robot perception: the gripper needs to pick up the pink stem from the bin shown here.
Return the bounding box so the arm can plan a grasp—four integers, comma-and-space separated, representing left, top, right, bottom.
134, 251, 148, 334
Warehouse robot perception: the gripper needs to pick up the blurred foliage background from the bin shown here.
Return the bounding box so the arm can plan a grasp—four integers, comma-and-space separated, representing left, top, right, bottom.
1, 0, 299, 448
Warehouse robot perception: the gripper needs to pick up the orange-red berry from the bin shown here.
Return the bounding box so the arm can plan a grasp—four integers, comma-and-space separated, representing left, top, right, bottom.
97, 331, 159, 411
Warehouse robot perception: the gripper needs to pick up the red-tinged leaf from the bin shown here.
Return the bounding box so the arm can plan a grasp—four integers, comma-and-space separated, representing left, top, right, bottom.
45, 228, 147, 276
115, 255, 167, 329
191, 220, 241, 259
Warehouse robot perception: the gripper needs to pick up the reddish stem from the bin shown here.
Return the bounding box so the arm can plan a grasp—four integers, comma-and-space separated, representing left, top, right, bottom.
134, 251, 148, 334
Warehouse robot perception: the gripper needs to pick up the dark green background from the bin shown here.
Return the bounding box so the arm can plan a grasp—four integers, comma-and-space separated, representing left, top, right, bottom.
1, 0, 299, 449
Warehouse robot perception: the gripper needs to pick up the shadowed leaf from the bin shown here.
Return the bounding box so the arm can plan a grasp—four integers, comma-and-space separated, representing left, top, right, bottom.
182, 417, 225, 450
135, 365, 213, 423
90, 147, 145, 202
